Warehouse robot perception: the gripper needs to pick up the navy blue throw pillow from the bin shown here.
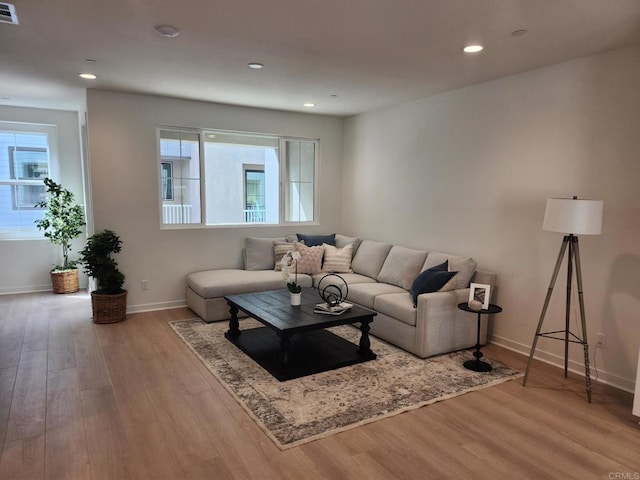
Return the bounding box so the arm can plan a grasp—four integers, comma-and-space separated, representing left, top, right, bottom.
410, 261, 457, 307
296, 233, 336, 247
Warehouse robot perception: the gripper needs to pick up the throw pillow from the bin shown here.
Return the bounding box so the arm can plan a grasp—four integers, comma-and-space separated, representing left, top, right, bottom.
294, 242, 324, 275
410, 261, 458, 307
245, 236, 286, 271
273, 242, 295, 271
296, 233, 336, 247
422, 252, 477, 289
321, 243, 353, 273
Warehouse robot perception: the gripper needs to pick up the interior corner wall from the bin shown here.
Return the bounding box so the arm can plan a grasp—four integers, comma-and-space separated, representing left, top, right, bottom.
341, 44, 640, 391
0, 105, 86, 294
85, 90, 343, 313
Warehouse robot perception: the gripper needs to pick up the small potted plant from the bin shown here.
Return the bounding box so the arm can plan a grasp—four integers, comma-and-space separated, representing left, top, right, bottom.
280, 250, 302, 305
34, 178, 86, 293
79, 229, 127, 323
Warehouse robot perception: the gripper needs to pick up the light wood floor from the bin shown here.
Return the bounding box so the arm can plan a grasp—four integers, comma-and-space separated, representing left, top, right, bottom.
0, 291, 638, 479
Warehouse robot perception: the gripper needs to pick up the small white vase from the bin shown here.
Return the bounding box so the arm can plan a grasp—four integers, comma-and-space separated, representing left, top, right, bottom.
290, 292, 301, 306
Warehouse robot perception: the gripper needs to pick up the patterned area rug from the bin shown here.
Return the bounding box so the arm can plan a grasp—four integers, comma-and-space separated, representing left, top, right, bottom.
169, 318, 522, 450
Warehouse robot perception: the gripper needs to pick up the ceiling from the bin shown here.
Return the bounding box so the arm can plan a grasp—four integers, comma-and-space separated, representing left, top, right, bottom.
1, 0, 640, 116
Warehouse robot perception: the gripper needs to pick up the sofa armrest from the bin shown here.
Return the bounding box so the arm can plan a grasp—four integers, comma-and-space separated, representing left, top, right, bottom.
414, 287, 490, 357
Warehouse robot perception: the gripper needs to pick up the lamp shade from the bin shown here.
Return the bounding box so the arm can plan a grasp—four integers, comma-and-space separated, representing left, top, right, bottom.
543, 197, 603, 235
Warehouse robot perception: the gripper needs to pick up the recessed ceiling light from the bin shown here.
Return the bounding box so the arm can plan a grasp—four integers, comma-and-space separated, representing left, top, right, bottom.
154, 25, 180, 38
463, 45, 484, 53
247, 62, 264, 69
303, 103, 315, 108
512, 29, 528, 37
78, 73, 97, 80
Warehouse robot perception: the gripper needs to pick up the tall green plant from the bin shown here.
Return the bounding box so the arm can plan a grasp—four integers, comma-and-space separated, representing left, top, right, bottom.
34, 177, 86, 271
79, 230, 125, 294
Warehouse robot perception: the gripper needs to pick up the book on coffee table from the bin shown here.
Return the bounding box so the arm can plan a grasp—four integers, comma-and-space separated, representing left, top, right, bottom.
314, 302, 353, 315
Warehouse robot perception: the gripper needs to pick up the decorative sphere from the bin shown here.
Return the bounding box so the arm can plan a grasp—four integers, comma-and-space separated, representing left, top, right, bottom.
468, 300, 483, 311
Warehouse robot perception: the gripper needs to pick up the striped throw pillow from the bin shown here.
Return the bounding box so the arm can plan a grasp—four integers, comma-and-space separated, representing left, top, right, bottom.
321, 243, 353, 273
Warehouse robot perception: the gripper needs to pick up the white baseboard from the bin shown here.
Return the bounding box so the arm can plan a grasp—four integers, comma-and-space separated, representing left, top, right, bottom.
0, 282, 90, 296
489, 334, 635, 393
127, 299, 188, 314
0, 284, 52, 295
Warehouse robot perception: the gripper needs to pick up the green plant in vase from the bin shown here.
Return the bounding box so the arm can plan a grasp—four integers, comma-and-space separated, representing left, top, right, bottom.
34, 178, 86, 293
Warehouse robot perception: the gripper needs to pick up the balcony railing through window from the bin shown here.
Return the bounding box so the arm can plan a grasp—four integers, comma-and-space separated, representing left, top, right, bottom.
162, 204, 192, 224
243, 207, 266, 223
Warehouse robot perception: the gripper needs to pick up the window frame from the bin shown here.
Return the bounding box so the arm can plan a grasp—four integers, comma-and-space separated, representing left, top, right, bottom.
157, 127, 319, 229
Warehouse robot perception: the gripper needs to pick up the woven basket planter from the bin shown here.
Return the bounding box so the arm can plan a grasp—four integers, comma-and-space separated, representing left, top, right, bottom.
51, 269, 79, 294
91, 290, 127, 324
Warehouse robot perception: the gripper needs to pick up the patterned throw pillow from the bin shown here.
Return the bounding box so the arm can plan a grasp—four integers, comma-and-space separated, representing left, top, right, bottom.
294, 242, 324, 275
321, 243, 353, 273
273, 242, 295, 271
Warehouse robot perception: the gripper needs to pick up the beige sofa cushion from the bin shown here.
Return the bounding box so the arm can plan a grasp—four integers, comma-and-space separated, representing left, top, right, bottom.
334, 234, 362, 256
311, 272, 377, 287
245, 237, 286, 270
351, 240, 393, 279
422, 252, 477, 289
187, 269, 312, 299
347, 282, 406, 309
374, 293, 417, 327
377, 246, 428, 291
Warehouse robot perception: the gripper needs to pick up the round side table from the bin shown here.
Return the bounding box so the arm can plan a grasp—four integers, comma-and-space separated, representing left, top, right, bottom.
457, 302, 502, 372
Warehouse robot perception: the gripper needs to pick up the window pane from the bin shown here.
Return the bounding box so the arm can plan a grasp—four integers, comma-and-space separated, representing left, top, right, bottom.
0, 129, 50, 232
204, 134, 278, 225
0, 185, 46, 227
159, 130, 201, 225
285, 140, 316, 222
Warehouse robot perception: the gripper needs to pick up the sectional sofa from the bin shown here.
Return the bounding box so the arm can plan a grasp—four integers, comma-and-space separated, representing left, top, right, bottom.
186, 234, 496, 358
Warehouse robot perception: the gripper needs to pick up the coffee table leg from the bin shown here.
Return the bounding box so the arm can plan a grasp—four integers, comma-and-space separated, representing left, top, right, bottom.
358, 320, 373, 356
227, 303, 240, 338
279, 333, 291, 367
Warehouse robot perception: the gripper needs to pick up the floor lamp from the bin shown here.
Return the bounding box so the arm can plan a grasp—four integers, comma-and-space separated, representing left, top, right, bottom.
523, 196, 603, 403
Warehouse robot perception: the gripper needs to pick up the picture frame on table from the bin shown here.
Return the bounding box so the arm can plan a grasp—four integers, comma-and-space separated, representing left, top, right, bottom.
469, 283, 491, 310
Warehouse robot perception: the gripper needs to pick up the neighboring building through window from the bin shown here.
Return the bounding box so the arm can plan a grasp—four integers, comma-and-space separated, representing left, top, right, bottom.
161, 162, 174, 200
158, 128, 318, 227
243, 166, 265, 223
0, 123, 58, 239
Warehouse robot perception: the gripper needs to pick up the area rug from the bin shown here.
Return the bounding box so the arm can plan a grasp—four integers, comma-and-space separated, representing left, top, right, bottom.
169, 318, 522, 450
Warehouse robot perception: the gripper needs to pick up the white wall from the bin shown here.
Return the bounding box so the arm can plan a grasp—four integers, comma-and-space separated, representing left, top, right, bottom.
341, 45, 640, 390
86, 90, 343, 312
0, 106, 86, 294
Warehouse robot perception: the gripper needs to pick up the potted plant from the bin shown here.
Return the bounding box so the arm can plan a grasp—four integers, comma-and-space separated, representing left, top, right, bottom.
34, 177, 86, 293
79, 229, 127, 323
280, 250, 302, 305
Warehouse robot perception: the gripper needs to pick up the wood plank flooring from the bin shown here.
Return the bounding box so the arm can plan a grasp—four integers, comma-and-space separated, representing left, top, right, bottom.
0, 291, 638, 479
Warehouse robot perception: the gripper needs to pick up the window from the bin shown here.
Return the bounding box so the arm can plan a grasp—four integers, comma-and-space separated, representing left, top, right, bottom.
158, 130, 201, 225
0, 123, 58, 238
158, 128, 318, 227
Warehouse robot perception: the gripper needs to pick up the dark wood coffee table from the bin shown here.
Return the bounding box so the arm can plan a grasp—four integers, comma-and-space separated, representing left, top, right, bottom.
224, 289, 377, 381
